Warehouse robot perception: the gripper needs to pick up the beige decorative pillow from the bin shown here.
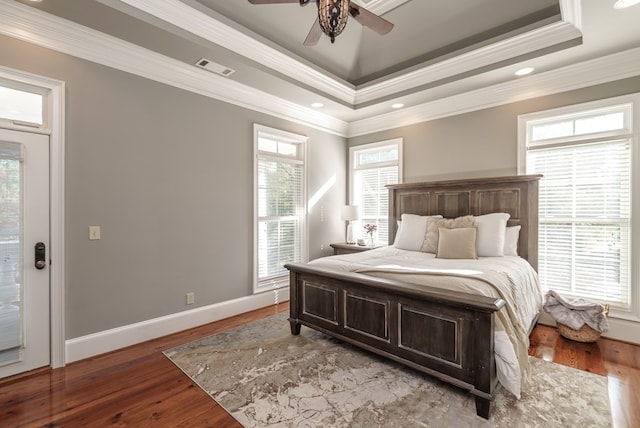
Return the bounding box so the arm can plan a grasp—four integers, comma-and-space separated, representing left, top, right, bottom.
436, 227, 478, 259
421, 215, 475, 253
420, 216, 441, 253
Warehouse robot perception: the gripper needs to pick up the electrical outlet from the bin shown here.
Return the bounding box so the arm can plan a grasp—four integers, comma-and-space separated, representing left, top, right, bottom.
186, 292, 195, 305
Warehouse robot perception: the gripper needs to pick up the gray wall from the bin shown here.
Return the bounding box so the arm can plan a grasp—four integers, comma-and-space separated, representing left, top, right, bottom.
3, 30, 638, 340
0, 34, 345, 339
349, 76, 640, 182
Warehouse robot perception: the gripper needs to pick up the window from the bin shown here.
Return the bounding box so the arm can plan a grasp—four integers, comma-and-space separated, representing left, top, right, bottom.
0, 84, 43, 125
519, 95, 639, 318
254, 125, 307, 293
349, 139, 402, 244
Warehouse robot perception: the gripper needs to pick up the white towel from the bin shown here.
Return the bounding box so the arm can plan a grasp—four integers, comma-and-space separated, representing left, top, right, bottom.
543, 290, 609, 332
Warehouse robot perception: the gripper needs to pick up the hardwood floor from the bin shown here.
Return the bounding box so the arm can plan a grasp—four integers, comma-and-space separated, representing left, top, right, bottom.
1, 303, 638, 427
528, 325, 640, 428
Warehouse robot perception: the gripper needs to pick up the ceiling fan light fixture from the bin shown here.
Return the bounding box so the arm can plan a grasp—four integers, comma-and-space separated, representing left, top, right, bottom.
318, 0, 350, 43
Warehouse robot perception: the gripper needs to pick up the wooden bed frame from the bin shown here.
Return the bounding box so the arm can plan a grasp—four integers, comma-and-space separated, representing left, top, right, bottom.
285, 174, 541, 419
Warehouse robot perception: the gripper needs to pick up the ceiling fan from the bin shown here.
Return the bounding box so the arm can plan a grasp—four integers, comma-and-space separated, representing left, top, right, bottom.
247, 0, 394, 45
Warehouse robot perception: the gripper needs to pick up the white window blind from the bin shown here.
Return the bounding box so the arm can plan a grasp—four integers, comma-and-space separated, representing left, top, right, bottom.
350, 140, 402, 244
254, 126, 306, 292
522, 100, 635, 310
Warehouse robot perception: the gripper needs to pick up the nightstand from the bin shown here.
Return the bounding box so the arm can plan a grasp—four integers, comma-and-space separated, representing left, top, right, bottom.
330, 242, 381, 255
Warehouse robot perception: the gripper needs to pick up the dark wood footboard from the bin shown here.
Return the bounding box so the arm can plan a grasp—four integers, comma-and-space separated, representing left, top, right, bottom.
285, 262, 505, 419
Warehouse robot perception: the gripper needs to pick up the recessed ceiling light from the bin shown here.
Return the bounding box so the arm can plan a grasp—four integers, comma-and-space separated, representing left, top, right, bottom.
311, 102, 324, 108
391, 103, 404, 109
515, 67, 535, 76
614, 0, 640, 9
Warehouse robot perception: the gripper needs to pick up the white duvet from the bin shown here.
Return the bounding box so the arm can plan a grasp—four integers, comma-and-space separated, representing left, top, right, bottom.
308, 246, 543, 398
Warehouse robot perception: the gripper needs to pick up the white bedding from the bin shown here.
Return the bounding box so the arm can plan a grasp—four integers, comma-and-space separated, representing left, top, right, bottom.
308, 246, 543, 398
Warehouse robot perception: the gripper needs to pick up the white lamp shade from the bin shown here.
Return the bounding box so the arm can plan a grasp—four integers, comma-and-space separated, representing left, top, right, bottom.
342, 205, 360, 244
341, 205, 361, 221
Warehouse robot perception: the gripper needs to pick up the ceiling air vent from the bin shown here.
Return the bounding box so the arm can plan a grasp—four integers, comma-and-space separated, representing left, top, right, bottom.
195, 58, 235, 77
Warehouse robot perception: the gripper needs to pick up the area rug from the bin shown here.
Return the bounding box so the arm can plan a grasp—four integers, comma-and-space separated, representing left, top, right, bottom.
164, 313, 612, 427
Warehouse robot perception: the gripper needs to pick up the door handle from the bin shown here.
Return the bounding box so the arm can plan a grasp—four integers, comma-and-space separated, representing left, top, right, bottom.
35, 242, 46, 270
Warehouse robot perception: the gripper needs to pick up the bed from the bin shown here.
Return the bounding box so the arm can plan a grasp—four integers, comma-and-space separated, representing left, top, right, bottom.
285, 174, 543, 419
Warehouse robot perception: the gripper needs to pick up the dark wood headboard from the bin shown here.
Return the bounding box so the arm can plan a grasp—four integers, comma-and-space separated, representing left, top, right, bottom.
387, 175, 542, 270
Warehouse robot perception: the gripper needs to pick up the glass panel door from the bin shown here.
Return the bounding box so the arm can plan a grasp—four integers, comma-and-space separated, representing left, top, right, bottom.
0, 128, 49, 379
0, 141, 22, 366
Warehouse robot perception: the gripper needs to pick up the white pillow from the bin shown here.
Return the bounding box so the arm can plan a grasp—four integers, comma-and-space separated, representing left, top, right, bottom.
392, 220, 401, 245
394, 214, 442, 251
473, 213, 510, 257
504, 225, 521, 256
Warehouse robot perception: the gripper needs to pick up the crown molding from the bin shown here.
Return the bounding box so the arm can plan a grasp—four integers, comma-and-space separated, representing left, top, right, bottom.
108, 0, 582, 106
110, 0, 357, 104
356, 0, 582, 104
0, 1, 348, 137
559, 0, 582, 30
347, 46, 640, 137
2, 0, 638, 141
355, 18, 581, 104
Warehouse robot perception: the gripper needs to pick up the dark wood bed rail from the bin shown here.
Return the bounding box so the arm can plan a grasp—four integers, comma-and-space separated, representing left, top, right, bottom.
285, 263, 506, 313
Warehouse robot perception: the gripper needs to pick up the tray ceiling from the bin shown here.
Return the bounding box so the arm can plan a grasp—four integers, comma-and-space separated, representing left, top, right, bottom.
196, 0, 561, 83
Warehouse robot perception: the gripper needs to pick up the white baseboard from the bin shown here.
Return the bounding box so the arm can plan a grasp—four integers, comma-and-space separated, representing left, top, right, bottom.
65, 288, 290, 364
538, 311, 640, 345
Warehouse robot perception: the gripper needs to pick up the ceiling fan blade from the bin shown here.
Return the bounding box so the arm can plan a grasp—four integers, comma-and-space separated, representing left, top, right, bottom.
247, 0, 299, 4
304, 19, 323, 46
349, 3, 394, 35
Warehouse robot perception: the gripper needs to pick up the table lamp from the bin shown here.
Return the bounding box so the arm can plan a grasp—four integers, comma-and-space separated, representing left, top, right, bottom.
341, 205, 361, 244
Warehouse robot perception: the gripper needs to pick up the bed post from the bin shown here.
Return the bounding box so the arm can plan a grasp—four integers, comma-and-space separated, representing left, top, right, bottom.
472, 309, 498, 419
288, 270, 301, 335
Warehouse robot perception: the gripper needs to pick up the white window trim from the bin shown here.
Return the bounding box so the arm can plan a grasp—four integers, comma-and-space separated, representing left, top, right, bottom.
349, 138, 403, 244
349, 138, 404, 200
253, 124, 308, 294
517, 93, 640, 325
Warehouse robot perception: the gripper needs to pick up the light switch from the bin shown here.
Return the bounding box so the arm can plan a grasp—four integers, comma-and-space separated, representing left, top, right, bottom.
89, 226, 101, 240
